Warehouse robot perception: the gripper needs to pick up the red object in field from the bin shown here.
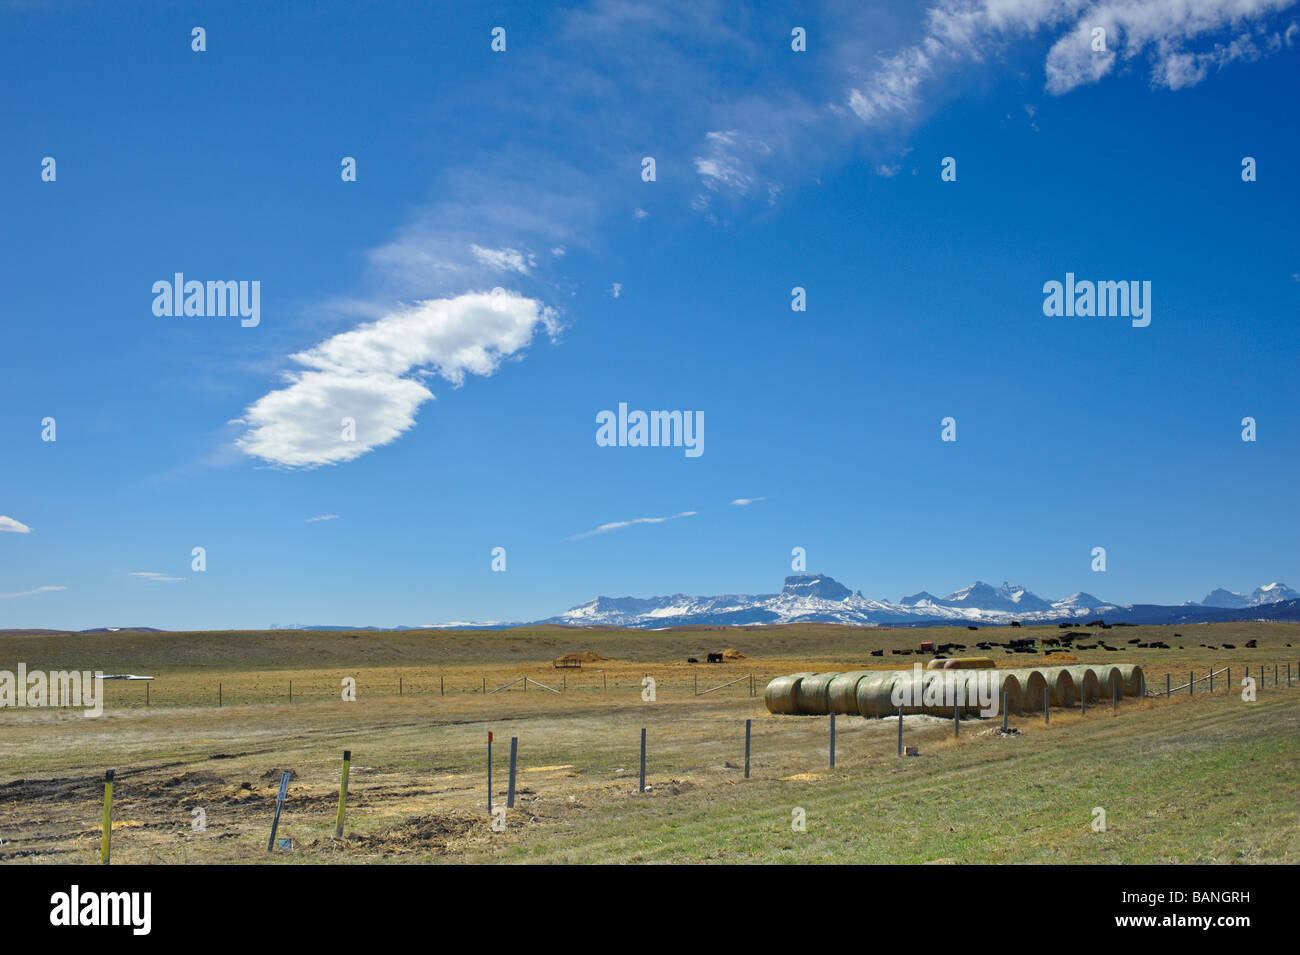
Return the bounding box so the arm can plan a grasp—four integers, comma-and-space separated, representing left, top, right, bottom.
488, 732, 494, 743
919, 641, 934, 652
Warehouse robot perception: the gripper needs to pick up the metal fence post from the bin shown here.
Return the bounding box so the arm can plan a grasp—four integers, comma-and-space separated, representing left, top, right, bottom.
1044, 687, 1049, 724
335, 750, 351, 838
744, 719, 751, 779
897, 706, 903, 756
639, 728, 647, 793
507, 737, 518, 809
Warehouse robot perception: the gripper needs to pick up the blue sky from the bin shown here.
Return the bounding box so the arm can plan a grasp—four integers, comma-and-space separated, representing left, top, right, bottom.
2, 0, 1298, 629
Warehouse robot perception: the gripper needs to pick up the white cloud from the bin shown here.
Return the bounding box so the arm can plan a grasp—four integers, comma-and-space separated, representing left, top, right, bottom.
730, 497, 769, 506
0, 585, 65, 599
0, 515, 31, 533
306, 514, 340, 523
236, 291, 560, 468
131, 572, 183, 583
634, 208, 650, 219
694, 130, 771, 193
470, 244, 537, 275
609, 282, 623, 298
566, 510, 697, 541
847, 0, 1297, 123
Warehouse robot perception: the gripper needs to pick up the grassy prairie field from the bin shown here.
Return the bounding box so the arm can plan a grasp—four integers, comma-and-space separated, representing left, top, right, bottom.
1, 622, 1298, 864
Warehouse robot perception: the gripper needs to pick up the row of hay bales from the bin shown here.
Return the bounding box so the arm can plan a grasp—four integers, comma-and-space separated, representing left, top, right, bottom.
765, 664, 1144, 718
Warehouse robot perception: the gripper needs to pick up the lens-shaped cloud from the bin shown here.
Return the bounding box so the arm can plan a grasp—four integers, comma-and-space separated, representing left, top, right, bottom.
236, 291, 559, 468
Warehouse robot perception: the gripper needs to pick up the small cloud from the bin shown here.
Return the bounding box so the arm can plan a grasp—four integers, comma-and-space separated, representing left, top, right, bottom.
730, 497, 769, 507
0, 515, 32, 533
875, 164, 900, 178
0, 585, 66, 600
469, 244, 536, 275
131, 572, 184, 583
609, 283, 623, 299
566, 510, 696, 541
306, 514, 340, 523
551, 246, 566, 258
634, 208, 650, 220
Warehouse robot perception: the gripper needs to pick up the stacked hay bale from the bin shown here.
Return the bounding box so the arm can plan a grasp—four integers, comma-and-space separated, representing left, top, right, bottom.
764, 662, 1139, 718
793, 672, 840, 715
763, 672, 814, 714
1063, 665, 1102, 703
827, 671, 876, 714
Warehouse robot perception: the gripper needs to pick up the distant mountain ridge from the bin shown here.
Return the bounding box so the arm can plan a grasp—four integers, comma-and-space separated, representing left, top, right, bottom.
1200, 582, 1299, 608
30, 576, 1299, 632
534, 573, 1300, 629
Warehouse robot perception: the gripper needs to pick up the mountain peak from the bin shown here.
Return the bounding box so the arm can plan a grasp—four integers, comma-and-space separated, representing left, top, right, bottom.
781, 574, 852, 601
1203, 582, 1298, 608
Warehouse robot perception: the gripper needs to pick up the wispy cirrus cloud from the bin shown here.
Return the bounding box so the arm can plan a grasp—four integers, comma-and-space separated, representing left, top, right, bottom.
131, 571, 183, 583
566, 510, 697, 541
470, 244, 537, 276
730, 497, 769, 506
305, 514, 340, 523
0, 585, 66, 599
848, 0, 1297, 125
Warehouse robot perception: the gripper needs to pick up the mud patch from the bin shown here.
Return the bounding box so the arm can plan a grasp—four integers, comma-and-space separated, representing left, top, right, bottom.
308, 811, 481, 856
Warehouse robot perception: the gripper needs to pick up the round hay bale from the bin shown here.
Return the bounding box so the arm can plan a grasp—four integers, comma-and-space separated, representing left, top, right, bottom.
1090, 665, 1123, 700
1115, 663, 1145, 697
855, 670, 905, 718
876, 669, 982, 716
1004, 669, 1048, 713
941, 657, 996, 669
925, 658, 948, 670
1035, 667, 1076, 707
827, 671, 875, 714
948, 669, 1004, 716
764, 672, 815, 715
1062, 666, 1101, 703
793, 672, 840, 715
989, 671, 1024, 717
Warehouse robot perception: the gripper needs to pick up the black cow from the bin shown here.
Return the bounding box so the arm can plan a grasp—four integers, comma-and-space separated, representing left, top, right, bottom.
706, 652, 724, 663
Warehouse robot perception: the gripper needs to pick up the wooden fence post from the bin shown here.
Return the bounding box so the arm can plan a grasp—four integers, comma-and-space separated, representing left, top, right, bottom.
100, 770, 114, 865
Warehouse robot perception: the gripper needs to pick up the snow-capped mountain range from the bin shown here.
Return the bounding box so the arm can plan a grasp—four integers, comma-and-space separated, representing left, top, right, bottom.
1198, 582, 1299, 608
534, 574, 1300, 629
